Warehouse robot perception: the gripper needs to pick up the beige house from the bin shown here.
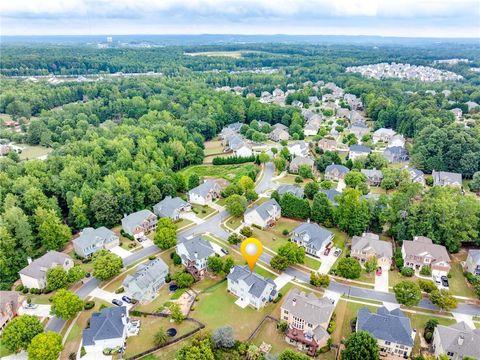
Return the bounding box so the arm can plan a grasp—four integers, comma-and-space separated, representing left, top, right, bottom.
289, 156, 315, 174
0, 291, 19, 332
318, 138, 337, 151
19, 251, 74, 289
432, 322, 480, 360
244, 199, 281, 229
351, 233, 393, 270
281, 289, 335, 356
402, 236, 451, 276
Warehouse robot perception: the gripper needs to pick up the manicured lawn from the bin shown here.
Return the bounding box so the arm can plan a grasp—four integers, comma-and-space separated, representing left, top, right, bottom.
191, 204, 216, 219
216, 197, 227, 206
276, 174, 313, 185
251, 318, 292, 355
388, 269, 414, 288
448, 262, 478, 298
203, 140, 224, 156
303, 256, 322, 270
124, 316, 198, 358
147, 340, 186, 359
28, 292, 54, 305
331, 300, 377, 344
357, 269, 376, 284
193, 281, 282, 340
225, 216, 243, 230
179, 164, 259, 183
104, 266, 138, 292
175, 218, 193, 230
251, 218, 303, 253
135, 286, 176, 313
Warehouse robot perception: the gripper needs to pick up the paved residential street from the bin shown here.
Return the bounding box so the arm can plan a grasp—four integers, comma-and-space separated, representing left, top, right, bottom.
255, 162, 276, 194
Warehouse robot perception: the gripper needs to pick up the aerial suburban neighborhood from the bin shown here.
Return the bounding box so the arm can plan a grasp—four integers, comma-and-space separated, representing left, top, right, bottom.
1, 16, 480, 360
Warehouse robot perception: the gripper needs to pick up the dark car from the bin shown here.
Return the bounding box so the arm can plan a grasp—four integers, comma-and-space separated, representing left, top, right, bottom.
441, 276, 449, 287
121, 296, 132, 304
221, 248, 229, 255
167, 328, 177, 337
169, 283, 178, 292
112, 299, 123, 306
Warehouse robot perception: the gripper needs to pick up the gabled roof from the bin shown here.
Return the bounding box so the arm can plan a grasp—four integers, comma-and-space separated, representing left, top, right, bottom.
373, 128, 396, 137
351, 233, 393, 259
408, 167, 424, 182
435, 322, 480, 359
178, 235, 215, 262
227, 265, 276, 299
402, 236, 450, 263
282, 288, 334, 325
73, 227, 117, 250
292, 223, 333, 251
432, 170, 462, 185
325, 164, 349, 175
357, 306, 413, 347
82, 306, 127, 346
121, 209, 156, 234
153, 196, 190, 218
245, 199, 280, 222
19, 251, 72, 279
349, 145, 371, 154
467, 249, 480, 264
123, 258, 168, 292
361, 169, 383, 179
188, 180, 219, 198
277, 185, 304, 198
290, 156, 314, 168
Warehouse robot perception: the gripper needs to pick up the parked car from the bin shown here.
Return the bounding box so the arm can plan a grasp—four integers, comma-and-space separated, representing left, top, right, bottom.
376, 267, 382, 276
221, 248, 229, 255
434, 275, 442, 284
122, 296, 132, 304
324, 248, 331, 256
441, 276, 449, 288
333, 249, 342, 257
112, 299, 123, 306
22, 301, 38, 309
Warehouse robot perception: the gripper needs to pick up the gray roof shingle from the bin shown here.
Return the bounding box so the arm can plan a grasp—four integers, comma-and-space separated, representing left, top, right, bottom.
19, 251, 72, 279
351, 233, 393, 259
82, 306, 127, 346
292, 223, 333, 251
282, 288, 335, 325
121, 209, 156, 235
277, 185, 304, 198
153, 196, 190, 218
357, 307, 413, 347
435, 322, 480, 359
178, 235, 215, 261
73, 227, 117, 251
227, 265, 276, 299
244, 198, 280, 222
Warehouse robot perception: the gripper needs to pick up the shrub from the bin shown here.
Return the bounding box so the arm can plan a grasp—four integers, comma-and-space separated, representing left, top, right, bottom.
418, 279, 437, 293
148, 255, 156, 260
84, 301, 95, 310
282, 229, 289, 236
401, 267, 414, 277
277, 320, 288, 332
240, 226, 253, 237
327, 320, 336, 334
15, 284, 24, 291
212, 155, 255, 165
130, 310, 142, 316
115, 287, 124, 294
420, 266, 431, 276
22, 288, 29, 294
99, 304, 108, 310
228, 233, 241, 244
80, 347, 86, 357
165, 273, 172, 283
172, 253, 182, 265
294, 176, 303, 183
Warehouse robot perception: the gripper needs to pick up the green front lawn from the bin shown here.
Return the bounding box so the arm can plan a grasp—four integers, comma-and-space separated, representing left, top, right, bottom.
357, 269, 376, 284
175, 218, 193, 230
251, 218, 303, 253
0, 339, 12, 358
276, 174, 313, 185
191, 204, 216, 219
203, 140, 224, 156
331, 300, 377, 344
225, 216, 243, 230
448, 262, 478, 298
18, 144, 52, 161
124, 316, 198, 358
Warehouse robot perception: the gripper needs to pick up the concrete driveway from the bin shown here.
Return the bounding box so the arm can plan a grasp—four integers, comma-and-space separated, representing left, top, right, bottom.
181, 212, 204, 225
18, 304, 52, 318
89, 288, 133, 309
318, 250, 339, 274
210, 241, 227, 257
140, 239, 154, 248
374, 270, 389, 292
109, 245, 132, 258
452, 312, 475, 328
274, 273, 293, 290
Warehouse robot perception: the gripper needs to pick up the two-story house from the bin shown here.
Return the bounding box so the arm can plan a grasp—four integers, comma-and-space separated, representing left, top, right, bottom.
227, 265, 277, 309
153, 196, 191, 221
432, 322, 480, 360
402, 236, 451, 277
318, 138, 337, 151
289, 156, 315, 174
121, 210, 157, 240
281, 289, 335, 356
123, 258, 169, 302
19, 251, 74, 290
291, 223, 334, 258
188, 180, 222, 205
465, 249, 480, 276
324, 164, 349, 181
82, 306, 130, 354
357, 307, 414, 359
288, 142, 309, 158
176, 236, 215, 280
432, 171, 462, 187
351, 233, 393, 270
361, 168, 384, 186
73, 227, 120, 258
277, 185, 304, 199
244, 199, 281, 229
349, 145, 371, 161
373, 128, 396, 144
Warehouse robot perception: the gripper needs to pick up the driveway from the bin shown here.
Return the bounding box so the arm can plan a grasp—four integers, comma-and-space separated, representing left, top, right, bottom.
140, 239, 154, 248
318, 250, 339, 274
181, 212, 204, 225
89, 288, 133, 309
18, 304, 52, 318
109, 245, 132, 258
209, 241, 227, 257
324, 290, 341, 305
452, 312, 475, 328
274, 273, 293, 290
256, 162, 276, 194
374, 270, 389, 292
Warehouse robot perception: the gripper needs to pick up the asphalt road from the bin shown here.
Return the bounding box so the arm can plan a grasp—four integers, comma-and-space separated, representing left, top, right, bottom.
255, 162, 276, 194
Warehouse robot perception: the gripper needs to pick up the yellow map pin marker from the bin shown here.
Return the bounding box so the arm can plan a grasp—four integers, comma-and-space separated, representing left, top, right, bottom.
240, 237, 263, 271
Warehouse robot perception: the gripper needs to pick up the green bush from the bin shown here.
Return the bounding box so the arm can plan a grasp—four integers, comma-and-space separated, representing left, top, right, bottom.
15, 284, 24, 291
80, 347, 86, 357
401, 267, 414, 277
240, 227, 253, 237
84, 301, 95, 310
172, 253, 182, 265
420, 266, 431, 276
22, 287, 29, 294
282, 229, 289, 236
148, 255, 156, 260
115, 287, 124, 294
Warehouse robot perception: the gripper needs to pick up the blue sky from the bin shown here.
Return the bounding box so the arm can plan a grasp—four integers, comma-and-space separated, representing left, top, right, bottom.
1, 0, 479, 37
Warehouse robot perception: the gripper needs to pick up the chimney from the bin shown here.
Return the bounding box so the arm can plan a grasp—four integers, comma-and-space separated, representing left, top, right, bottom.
194, 251, 198, 259
27, 257, 32, 265
458, 335, 464, 346
292, 298, 296, 306
121, 313, 127, 326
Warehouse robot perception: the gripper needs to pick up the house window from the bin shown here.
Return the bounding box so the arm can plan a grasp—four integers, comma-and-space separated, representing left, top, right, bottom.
284, 316, 289, 321
284, 310, 288, 314
385, 341, 391, 345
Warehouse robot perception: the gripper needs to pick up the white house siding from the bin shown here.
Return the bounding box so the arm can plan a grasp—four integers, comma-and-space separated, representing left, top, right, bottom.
20, 274, 43, 289
188, 193, 210, 206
